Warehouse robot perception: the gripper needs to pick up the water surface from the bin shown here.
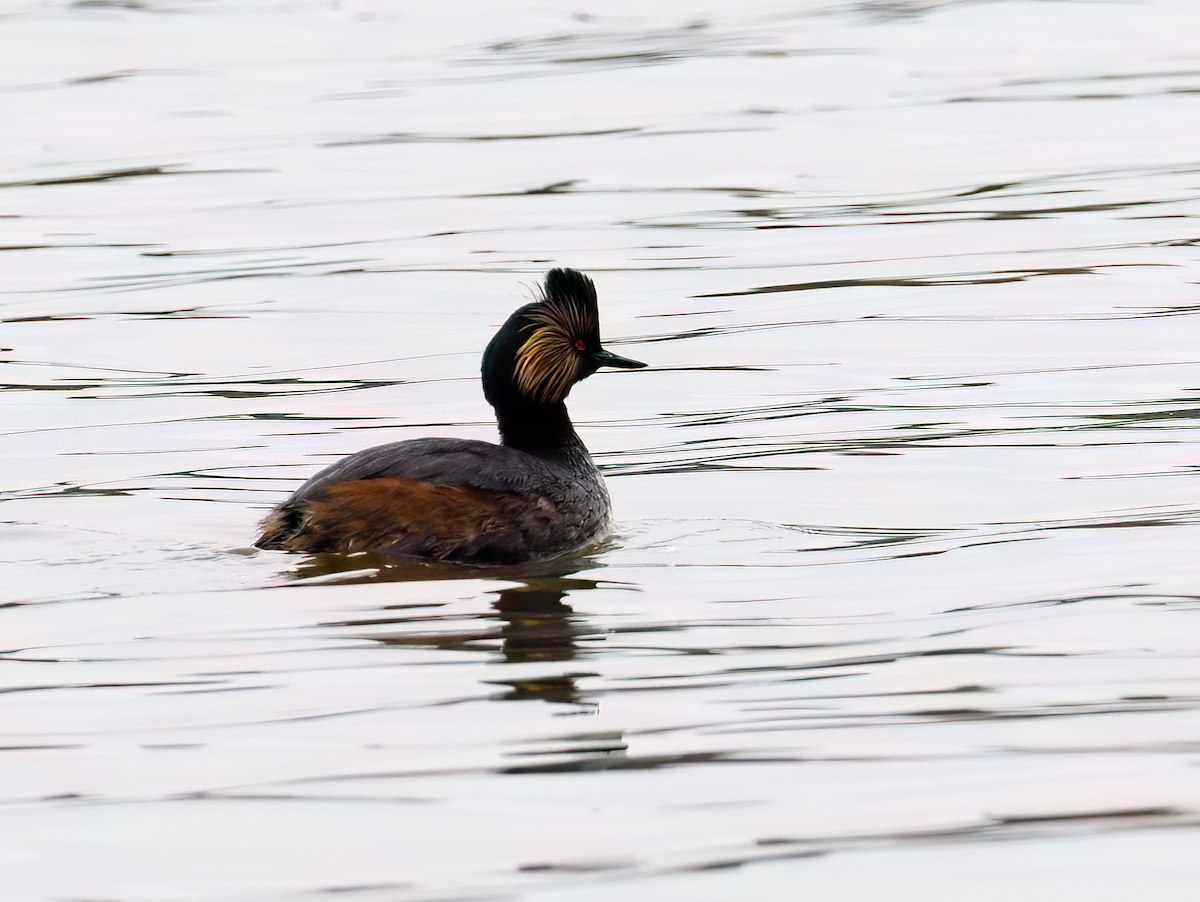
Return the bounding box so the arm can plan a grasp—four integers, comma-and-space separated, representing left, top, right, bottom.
3, 0, 1200, 898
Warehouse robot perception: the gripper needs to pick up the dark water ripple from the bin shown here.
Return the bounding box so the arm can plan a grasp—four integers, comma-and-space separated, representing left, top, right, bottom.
620, 165, 1200, 230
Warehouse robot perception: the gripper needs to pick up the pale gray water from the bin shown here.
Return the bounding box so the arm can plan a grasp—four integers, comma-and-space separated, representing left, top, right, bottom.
3, 0, 1200, 899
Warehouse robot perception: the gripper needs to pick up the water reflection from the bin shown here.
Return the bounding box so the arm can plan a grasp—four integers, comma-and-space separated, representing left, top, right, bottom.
489, 581, 589, 665
315, 572, 606, 703
287, 548, 609, 586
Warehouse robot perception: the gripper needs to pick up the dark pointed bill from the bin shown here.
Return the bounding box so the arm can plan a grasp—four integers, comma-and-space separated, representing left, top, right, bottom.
592, 347, 647, 369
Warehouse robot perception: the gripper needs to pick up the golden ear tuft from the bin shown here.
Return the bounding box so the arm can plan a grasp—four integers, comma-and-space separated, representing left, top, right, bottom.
514, 309, 583, 404
512, 270, 600, 404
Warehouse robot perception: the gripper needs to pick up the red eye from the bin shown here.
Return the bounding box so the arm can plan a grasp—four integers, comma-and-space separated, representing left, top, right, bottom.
574, 339, 587, 351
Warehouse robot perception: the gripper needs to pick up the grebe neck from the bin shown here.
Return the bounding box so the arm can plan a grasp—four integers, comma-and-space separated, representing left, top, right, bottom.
495, 401, 593, 469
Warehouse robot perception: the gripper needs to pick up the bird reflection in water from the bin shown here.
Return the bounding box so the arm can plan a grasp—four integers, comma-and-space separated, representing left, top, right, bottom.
485, 581, 600, 707
492, 581, 585, 664
299, 559, 605, 706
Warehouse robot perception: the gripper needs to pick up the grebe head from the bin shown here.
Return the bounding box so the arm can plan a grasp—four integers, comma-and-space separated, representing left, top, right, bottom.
482, 268, 645, 410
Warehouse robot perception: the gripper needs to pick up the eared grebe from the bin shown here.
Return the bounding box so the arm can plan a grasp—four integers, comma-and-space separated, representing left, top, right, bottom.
256, 268, 646, 565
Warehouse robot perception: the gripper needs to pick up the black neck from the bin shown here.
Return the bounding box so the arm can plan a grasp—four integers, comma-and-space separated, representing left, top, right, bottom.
481, 301, 596, 470
495, 400, 591, 468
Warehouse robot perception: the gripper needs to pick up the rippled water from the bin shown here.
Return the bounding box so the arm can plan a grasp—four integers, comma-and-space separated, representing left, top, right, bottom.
4, 0, 1200, 898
